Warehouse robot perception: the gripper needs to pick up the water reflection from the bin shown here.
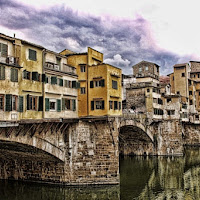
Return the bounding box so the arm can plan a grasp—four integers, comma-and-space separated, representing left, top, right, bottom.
1, 147, 200, 200
120, 147, 200, 200
0, 181, 120, 200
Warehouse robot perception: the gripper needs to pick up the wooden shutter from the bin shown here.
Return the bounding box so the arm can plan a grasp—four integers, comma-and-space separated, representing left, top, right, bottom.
0, 66, 5, 80
45, 98, 49, 111
72, 99, 76, 111
5, 94, 12, 111
101, 100, 104, 110
42, 74, 46, 82
38, 96, 43, 111
51, 76, 57, 85
59, 79, 63, 86
90, 81, 94, 88
62, 98, 65, 110
91, 101, 94, 110
119, 102, 121, 110
72, 81, 76, 88
32, 72, 38, 81
18, 96, 24, 112
76, 82, 80, 89
27, 94, 30, 110
101, 79, 105, 87
0, 43, 8, 57
29, 49, 37, 61
57, 99, 61, 112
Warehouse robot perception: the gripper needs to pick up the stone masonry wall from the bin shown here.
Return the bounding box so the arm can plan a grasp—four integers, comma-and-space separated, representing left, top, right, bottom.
155, 120, 183, 155
0, 120, 119, 185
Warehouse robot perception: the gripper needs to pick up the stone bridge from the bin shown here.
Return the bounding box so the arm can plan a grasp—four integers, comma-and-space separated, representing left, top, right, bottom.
0, 114, 198, 185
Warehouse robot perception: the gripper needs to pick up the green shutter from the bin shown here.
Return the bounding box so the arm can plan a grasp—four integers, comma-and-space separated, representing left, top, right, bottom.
119, 102, 121, 110
57, 99, 61, 112
27, 94, 30, 110
59, 79, 63, 86
38, 96, 43, 111
18, 96, 24, 112
0, 43, 8, 57
76, 82, 80, 89
51, 76, 57, 85
72, 99, 76, 111
91, 101, 94, 110
5, 94, 12, 111
10, 68, 18, 82
42, 74, 46, 82
32, 72, 38, 81
29, 49, 37, 61
72, 81, 76, 88
45, 98, 49, 111
90, 81, 94, 88
101, 79, 105, 87
102, 100, 104, 110
0, 66, 5, 80
62, 98, 65, 110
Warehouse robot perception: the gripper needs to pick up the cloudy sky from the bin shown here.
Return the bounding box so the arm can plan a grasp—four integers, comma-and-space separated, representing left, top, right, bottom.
0, 0, 200, 75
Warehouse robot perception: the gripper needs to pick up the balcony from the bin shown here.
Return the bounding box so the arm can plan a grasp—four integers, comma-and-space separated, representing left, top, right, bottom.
44, 62, 60, 71
62, 63, 76, 75
0, 55, 19, 66
44, 62, 77, 75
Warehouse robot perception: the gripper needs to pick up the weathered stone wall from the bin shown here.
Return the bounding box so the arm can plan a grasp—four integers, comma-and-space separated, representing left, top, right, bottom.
126, 88, 146, 113
183, 124, 200, 145
0, 120, 119, 185
155, 120, 183, 155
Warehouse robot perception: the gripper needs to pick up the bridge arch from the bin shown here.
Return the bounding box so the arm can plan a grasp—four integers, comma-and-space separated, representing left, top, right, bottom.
0, 134, 65, 162
119, 119, 155, 156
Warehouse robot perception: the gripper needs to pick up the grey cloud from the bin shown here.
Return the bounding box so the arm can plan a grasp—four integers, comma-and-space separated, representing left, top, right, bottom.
0, 0, 196, 74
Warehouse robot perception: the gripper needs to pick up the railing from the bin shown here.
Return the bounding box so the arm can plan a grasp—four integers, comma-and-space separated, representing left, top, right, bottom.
0, 55, 19, 66
44, 62, 77, 75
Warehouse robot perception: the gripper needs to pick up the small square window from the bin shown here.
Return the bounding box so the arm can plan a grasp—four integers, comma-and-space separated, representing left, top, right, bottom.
182, 73, 185, 77
177, 91, 180, 95
147, 88, 150, 92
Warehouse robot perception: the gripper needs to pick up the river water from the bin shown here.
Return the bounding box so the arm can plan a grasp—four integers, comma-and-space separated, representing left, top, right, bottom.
1, 147, 200, 200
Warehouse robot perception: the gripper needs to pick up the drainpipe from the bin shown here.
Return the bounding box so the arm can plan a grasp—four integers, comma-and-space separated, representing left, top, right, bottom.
42, 49, 45, 119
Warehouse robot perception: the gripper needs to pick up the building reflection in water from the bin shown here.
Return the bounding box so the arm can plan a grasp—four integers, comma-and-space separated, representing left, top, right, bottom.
120, 147, 200, 200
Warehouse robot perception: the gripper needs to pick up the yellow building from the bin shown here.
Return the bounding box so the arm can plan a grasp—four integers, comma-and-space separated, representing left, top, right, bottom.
0, 34, 21, 122
61, 47, 122, 117
19, 40, 44, 121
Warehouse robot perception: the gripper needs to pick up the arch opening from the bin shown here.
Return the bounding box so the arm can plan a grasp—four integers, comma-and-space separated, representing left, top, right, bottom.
119, 125, 155, 156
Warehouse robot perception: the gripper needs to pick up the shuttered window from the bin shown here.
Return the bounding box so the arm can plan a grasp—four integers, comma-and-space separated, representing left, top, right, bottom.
72, 81, 76, 88
38, 96, 43, 111
32, 72, 39, 81
45, 98, 49, 111
57, 99, 61, 112
0, 43, 8, 57
91, 101, 94, 110
51, 76, 57, 85
0, 66, 5, 80
112, 80, 118, 89
119, 102, 121, 110
0, 95, 4, 111
29, 49, 37, 61
10, 68, 18, 82
18, 96, 23, 112
5, 94, 12, 111
114, 101, 118, 110
59, 78, 63, 86
90, 81, 94, 88
72, 99, 76, 111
